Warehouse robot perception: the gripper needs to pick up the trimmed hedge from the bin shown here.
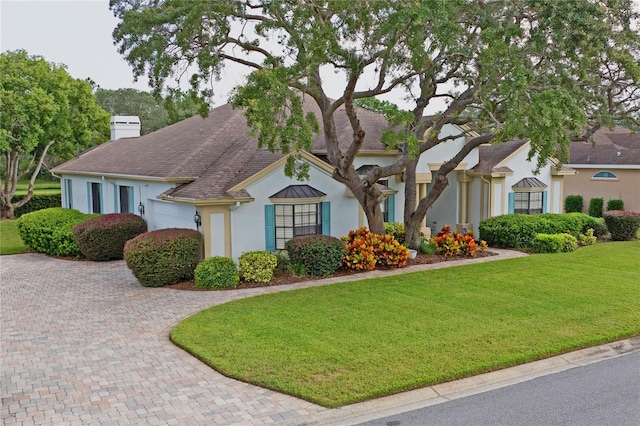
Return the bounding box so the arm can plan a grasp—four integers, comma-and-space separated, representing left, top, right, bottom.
13, 194, 62, 217
285, 235, 346, 276
239, 251, 278, 283
16, 208, 97, 257
195, 257, 239, 289
124, 228, 203, 287
564, 195, 583, 213
530, 233, 578, 253
565, 213, 608, 237
72, 213, 148, 261
603, 211, 640, 241
589, 197, 604, 218
478, 214, 583, 249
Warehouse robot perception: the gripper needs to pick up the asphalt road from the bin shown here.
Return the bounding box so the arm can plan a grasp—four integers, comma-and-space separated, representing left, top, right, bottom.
358, 351, 640, 426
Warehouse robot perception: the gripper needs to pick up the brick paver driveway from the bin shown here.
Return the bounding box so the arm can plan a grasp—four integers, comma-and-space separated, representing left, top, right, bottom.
1, 254, 322, 425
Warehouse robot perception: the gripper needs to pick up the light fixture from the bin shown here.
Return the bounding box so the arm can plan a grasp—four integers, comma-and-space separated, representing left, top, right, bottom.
194, 211, 202, 227
138, 202, 145, 215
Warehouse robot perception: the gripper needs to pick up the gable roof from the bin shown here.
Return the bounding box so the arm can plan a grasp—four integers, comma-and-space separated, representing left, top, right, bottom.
569, 126, 640, 166
470, 139, 530, 175
54, 100, 391, 202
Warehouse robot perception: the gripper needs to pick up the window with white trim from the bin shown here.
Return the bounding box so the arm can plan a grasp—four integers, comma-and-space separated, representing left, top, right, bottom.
274, 203, 322, 249
592, 170, 618, 180
514, 191, 543, 214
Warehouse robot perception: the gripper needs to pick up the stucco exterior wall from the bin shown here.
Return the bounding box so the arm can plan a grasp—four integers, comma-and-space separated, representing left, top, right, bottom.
563, 167, 640, 213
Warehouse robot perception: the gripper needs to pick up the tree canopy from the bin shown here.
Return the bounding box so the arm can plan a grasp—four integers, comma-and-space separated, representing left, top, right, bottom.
111, 0, 640, 245
0, 50, 110, 219
95, 87, 203, 135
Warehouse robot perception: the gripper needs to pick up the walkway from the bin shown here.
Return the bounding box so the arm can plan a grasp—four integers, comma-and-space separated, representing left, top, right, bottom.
1, 250, 525, 425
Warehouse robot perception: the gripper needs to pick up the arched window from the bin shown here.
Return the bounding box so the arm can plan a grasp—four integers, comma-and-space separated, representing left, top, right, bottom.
592, 171, 618, 180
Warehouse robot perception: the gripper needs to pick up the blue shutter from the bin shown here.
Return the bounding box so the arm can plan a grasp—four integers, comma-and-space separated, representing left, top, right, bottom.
387, 194, 395, 223
114, 186, 118, 212
86, 182, 91, 212
508, 192, 515, 214
321, 201, 331, 235
542, 190, 548, 213
265, 205, 275, 251
97, 183, 103, 213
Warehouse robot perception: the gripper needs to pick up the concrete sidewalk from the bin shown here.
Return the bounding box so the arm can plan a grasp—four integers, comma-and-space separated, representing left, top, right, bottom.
3, 249, 634, 425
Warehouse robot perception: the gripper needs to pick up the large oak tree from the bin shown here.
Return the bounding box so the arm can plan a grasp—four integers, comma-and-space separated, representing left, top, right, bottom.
111, 0, 640, 247
0, 50, 110, 219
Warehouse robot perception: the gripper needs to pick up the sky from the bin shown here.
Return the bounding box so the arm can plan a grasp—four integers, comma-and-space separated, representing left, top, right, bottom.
2, 0, 640, 111
0, 0, 246, 106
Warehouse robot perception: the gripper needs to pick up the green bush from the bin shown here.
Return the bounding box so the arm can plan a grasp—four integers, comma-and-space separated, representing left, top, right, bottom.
589, 197, 604, 218
195, 257, 239, 289
420, 239, 437, 255
603, 211, 640, 241
239, 251, 278, 283
578, 229, 597, 246
530, 233, 578, 253
16, 208, 97, 257
384, 222, 406, 245
565, 213, 608, 237
285, 235, 346, 276
564, 195, 583, 213
124, 228, 202, 287
72, 213, 147, 261
478, 214, 582, 249
274, 250, 291, 275
606, 199, 624, 211
13, 194, 62, 217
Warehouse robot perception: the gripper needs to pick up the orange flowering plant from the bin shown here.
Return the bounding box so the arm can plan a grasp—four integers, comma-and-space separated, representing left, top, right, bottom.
430, 225, 488, 257
342, 227, 409, 270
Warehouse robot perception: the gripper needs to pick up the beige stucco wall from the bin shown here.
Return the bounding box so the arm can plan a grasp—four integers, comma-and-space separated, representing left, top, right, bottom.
563, 168, 640, 213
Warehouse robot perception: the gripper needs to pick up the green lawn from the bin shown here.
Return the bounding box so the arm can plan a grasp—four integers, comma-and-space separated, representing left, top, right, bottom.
171, 241, 640, 407
14, 180, 61, 196
0, 220, 27, 255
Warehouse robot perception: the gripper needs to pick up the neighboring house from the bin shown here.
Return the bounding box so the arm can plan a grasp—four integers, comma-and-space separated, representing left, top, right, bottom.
53, 105, 573, 259
564, 126, 640, 212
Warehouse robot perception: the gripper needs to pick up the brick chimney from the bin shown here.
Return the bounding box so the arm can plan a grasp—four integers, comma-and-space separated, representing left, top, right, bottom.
110, 116, 141, 140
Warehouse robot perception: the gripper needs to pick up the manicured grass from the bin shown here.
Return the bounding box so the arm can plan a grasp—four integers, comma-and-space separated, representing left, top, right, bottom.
171, 241, 640, 407
0, 220, 27, 255
14, 180, 61, 196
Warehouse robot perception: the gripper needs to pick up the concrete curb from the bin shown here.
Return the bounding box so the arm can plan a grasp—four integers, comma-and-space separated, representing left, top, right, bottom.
282, 336, 640, 426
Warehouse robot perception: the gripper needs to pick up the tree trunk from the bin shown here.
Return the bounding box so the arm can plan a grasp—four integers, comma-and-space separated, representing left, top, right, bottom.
1, 140, 56, 220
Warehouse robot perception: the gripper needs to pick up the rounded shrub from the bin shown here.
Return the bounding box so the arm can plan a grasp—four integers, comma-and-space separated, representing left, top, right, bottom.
124, 228, 203, 287
530, 233, 578, 253
285, 235, 346, 276
195, 256, 239, 289
589, 197, 604, 218
72, 213, 147, 261
564, 195, 583, 213
603, 211, 640, 241
239, 251, 278, 283
16, 207, 98, 257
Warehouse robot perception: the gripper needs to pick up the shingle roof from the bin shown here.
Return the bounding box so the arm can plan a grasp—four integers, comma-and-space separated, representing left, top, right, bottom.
470, 139, 529, 174
269, 184, 326, 199
569, 126, 640, 165
54, 99, 391, 201
512, 177, 547, 188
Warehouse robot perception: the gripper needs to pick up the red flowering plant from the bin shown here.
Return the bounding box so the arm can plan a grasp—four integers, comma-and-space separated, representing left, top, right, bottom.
430, 225, 488, 257
342, 227, 409, 271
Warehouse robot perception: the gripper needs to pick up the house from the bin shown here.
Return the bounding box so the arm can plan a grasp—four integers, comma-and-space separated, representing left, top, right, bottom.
563, 126, 640, 212
53, 104, 573, 259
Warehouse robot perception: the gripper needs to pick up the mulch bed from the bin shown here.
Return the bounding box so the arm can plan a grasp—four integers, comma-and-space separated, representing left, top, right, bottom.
166, 250, 498, 291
